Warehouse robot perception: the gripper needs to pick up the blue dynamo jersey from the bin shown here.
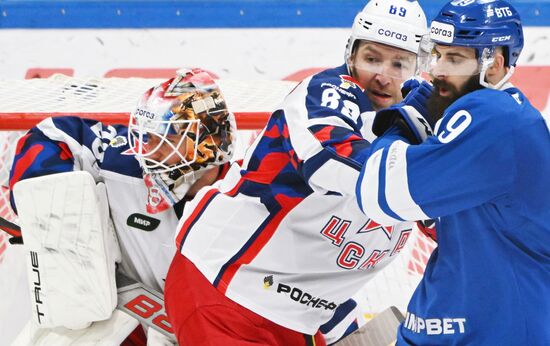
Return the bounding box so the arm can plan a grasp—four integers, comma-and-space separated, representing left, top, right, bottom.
358, 86, 550, 345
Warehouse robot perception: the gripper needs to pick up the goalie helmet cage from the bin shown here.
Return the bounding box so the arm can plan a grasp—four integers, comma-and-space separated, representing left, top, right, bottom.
0, 74, 435, 315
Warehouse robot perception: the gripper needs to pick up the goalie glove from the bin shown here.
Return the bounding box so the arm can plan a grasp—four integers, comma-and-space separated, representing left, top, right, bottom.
372, 79, 435, 144
13, 171, 121, 330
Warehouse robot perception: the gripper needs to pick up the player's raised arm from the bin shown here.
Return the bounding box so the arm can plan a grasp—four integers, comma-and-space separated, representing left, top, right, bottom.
358, 89, 533, 224
281, 72, 374, 195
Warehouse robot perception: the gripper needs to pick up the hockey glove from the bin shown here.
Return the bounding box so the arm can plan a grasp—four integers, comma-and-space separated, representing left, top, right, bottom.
400, 76, 425, 98
372, 80, 434, 144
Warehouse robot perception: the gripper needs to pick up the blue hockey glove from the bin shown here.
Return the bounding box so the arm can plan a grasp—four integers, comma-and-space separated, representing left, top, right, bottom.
400, 76, 424, 98
372, 79, 434, 144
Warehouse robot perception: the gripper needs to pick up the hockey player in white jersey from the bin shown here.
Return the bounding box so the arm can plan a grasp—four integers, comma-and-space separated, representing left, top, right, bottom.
164, 1, 429, 345
7, 69, 236, 344
358, 0, 550, 344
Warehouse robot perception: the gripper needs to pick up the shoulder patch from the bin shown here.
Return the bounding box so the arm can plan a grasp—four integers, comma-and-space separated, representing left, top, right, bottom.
511, 93, 522, 105
339, 75, 364, 92
110, 135, 128, 148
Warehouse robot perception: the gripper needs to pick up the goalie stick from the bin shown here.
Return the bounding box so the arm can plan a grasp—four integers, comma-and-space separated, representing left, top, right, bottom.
0, 215, 177, 342
334, 306, 404, 346
0, 215, 23, 244
116, 271, 176, 342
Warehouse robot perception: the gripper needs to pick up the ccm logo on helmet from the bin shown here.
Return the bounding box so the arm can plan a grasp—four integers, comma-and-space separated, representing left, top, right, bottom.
377, 28, 408, 42
492, 35, 511, 42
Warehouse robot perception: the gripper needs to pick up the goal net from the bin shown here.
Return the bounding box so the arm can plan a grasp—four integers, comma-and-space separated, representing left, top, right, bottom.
0, 74, 435, 318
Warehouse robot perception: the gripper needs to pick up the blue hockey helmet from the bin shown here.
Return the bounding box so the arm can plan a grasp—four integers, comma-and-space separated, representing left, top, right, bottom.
426, 0, 524, 88
430, 0, 523, 66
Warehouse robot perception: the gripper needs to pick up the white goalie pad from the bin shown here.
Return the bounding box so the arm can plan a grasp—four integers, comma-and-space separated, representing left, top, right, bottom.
13, 171, 121, 330
11, 309, 139, 346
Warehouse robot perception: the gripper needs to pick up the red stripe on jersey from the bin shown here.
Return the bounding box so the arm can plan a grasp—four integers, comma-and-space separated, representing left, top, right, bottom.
217, 193, 303, 294
312, 126, 335, 143
334, 134, 362, 158
333, 141, 353, 158
175, 188, 219, 250
58, 142, 74, 161
242, 152, 290, 184
226, 178, 245, 197
281, 123, 290, 139
216, 160, 243, 181
14, 134, 31, 156
263, 125, 280, 138
288, 149, 301, 169
9, 143, 44, 190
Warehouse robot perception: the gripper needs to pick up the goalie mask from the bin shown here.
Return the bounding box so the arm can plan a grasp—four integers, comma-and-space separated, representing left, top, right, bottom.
128, 69, 235, 213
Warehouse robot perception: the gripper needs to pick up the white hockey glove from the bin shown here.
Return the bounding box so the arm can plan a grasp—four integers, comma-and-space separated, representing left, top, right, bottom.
13, 171, 121, 330
372, 79, 435, 144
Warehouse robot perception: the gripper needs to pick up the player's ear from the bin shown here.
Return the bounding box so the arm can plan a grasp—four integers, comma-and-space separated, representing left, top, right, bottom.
485, 49, 507, 84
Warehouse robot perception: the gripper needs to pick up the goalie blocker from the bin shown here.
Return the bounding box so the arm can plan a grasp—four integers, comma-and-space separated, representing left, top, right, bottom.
13, 171, 121, 330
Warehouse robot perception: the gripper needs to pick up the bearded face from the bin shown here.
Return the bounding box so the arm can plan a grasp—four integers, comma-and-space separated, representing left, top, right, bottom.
427, 74, 485, 123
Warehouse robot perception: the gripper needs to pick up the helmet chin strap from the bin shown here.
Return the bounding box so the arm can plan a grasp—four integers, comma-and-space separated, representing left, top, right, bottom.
144, 165, 208, 214
479, 57, 515, 90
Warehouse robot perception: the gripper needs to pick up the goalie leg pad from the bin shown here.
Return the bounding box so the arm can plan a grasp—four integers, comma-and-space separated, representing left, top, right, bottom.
11, 310, 139, 346
13, 171, 121, 330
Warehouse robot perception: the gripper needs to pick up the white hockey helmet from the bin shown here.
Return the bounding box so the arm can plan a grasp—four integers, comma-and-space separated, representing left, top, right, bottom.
345, 0, 428, 68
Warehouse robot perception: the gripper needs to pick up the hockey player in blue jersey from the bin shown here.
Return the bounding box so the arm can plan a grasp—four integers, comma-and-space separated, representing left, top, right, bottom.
358, 0, 550, 344
164, 1, 430, 345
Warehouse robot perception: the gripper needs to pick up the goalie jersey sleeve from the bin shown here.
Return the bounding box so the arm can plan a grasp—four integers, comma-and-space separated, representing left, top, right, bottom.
357, 87, 550, 345
9, 116, 138, 213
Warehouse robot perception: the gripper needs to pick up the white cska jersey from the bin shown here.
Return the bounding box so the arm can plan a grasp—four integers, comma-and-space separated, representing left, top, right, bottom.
175, 65, 415, 334
9, 117, 188, 292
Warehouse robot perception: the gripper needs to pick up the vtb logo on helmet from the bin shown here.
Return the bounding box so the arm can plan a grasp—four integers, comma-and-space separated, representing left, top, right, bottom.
128, 68, 235, 176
